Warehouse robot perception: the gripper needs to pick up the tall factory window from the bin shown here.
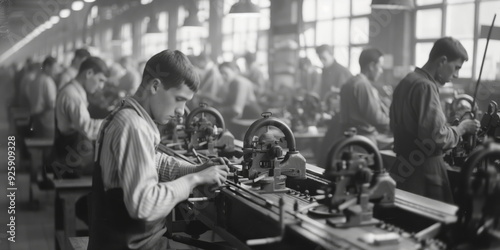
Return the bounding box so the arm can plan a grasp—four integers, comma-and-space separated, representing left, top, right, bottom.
476, 1, 500, 81
142, 12, 168, 60
177, 0, 209, 56
414, 0, 500, 80
222, 0, 270, 74
300, 0, 370, 74
121, 23, 133, 57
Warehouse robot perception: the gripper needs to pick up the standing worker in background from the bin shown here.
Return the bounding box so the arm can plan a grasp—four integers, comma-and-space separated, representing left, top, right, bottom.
88, 50, 229, 250
118, 56, 141, 96
315, 44, 352, 101
58, 48, 91, 90
190, 52, 225, 107
340, 48, 390, 145
389, 37, 480, 203
243, 52, 267, 96
19, 62, 41, 111
29, 56, 59, 138
298, 57, 322, 93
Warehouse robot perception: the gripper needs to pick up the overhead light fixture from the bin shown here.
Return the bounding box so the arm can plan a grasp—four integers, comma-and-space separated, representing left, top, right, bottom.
229, 0, 260, 16
84, 0, 95, 2
50, 16, 60, 25
146, 15, 162, 34
183, 13, 203, 27
59, 9, 71, 18
72, 1, 85, 11
371, 0, 414, 10
141, 0, 153, 5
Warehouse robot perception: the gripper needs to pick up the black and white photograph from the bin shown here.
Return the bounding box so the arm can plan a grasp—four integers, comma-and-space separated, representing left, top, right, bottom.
0, 0, 499, 249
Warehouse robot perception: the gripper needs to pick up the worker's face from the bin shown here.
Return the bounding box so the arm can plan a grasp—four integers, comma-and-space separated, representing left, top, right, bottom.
368, 56, 384, 82
436, 57, 464, 84
150, 80, 194, 125
83, 69, 107, 94
317, 51, 334, 68
220, 66, 236, 83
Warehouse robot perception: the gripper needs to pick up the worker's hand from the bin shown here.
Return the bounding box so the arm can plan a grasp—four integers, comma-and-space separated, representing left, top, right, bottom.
457, 119, 480, 135
194, 164, 229, 187
197, 157, 238, 172
196, 159, 218, 172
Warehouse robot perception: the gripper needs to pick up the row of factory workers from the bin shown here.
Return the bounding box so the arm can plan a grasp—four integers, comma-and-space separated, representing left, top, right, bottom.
2, 36, 482, 249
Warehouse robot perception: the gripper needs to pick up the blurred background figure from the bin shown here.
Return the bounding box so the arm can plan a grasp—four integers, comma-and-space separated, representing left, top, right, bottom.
218, 61, 262, 139
340, 48, 390, 146
19, 62, 41, 111
315, 44, 352, 101
243, 52, 267, 97
29, 56, 59, 138
190, 52, 225, 108
298, 57, 322, 93
117, 56, 141, 96
58, 48, 91, 90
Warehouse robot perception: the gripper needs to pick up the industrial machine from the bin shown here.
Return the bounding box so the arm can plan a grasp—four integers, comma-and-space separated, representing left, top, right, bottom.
185, 103, 236, 158
160, 106, 500, 249
181, 126, 457, 249
453, 141, 500, 249
445, 99, 500, 167
309, 128, 396, 228
159, 104, 238, 161
159, 111, 186, 150
241, 112, 306, 193
444, 94, 478, 167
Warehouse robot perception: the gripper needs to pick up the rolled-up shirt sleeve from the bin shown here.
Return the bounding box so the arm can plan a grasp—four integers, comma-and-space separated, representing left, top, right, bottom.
116, 124, 194, 221
155, 152, 197, 182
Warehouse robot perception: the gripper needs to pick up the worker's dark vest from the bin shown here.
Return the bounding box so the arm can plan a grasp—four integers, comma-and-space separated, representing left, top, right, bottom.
87, 104, 167, 250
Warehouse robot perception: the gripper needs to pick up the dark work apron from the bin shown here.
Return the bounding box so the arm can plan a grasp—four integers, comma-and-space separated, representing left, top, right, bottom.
87, 104, 167, 250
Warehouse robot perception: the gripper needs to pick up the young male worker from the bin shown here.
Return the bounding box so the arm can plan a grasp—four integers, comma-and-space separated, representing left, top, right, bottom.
54, 57, 107, 177
88, 50, 229, 250
389, 37, 480, 203
340, 48, 389, 145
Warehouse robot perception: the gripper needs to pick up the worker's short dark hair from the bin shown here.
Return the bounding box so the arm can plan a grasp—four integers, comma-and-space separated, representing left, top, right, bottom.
359, 48, 383, 71
74, 48, 91, 60
42, 56, 57, 69
142, 50, 199, 92
428, 37, 469, 62
315, 44, 333, 55
78, 56, 109, 77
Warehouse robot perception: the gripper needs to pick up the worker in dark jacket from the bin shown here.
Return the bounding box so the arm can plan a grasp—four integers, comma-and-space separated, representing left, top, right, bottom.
315, 44, 352, 101
389, 37, 479, 203
340, 48, 389, 145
